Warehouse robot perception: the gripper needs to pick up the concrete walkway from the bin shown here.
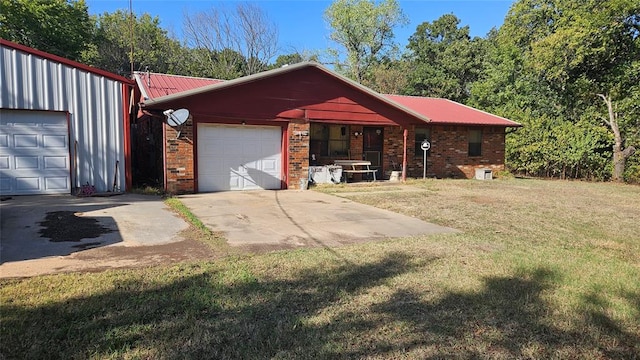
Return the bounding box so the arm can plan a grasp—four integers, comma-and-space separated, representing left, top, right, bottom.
179, 190, 457, 249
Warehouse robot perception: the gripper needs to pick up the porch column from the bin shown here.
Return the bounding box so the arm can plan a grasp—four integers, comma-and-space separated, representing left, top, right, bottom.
402, 127, 408, 182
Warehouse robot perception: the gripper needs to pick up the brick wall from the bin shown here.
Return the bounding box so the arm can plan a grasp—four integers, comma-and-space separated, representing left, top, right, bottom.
162, 119, 506, 193
307, 124, 505, 180
164, 118, 195, 194
326, 125, 506, 180
406, 125, 506, 179
288, 120, 310, 189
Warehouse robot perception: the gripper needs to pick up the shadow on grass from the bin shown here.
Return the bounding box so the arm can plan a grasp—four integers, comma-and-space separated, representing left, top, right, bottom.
1, 257, 638, 359
367, 268, 639, 358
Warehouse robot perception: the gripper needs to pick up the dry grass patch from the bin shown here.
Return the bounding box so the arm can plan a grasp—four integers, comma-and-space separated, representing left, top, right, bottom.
1, 179, 639, 359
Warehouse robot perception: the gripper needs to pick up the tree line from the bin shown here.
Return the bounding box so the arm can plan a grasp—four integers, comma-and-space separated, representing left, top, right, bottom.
1, 0, 637, 182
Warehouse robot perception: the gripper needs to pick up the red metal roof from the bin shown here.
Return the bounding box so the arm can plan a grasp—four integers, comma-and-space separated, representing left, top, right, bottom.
134, 72, 224, 100
385, 95, 521, 127
134, 69, 520, 127
0, 39, 133, 84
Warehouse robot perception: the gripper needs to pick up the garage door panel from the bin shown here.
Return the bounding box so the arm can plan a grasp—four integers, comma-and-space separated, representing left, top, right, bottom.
43, 135, 67, 148
44, 156, 68, 169
262, 158, 278, 172
45, 177, 69, 191
0, 178, 10, 191
16, 177, 40, 191
0, 111, 70, 195
197, 124, 282, 191
15, 156, 39, 169
14, 134, 38, 148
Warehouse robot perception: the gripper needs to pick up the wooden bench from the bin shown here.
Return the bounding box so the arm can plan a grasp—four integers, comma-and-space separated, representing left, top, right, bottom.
333, 160, 377, 182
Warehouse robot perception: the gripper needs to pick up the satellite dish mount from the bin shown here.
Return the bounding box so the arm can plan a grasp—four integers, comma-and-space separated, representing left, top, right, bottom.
163, 108, 190, 138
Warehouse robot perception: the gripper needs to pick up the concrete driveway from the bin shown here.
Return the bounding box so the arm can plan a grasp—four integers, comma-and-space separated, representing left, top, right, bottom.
179, 190, 457, 251
0, 194, 201, 278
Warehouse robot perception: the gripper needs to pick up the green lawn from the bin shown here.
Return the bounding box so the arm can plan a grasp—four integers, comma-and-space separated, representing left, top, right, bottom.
1, 179, 639, 359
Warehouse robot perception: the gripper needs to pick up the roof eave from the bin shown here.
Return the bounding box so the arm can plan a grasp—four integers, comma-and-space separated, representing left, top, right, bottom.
133, 73, 151, 101
432, 121, 523, 127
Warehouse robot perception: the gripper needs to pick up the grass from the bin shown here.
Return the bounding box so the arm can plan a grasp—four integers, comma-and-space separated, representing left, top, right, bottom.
1, 179, 639, 359
164, 197, 230, 252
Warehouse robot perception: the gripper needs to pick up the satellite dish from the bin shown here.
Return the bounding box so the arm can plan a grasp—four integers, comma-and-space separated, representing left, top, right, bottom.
165, 108, 189, 127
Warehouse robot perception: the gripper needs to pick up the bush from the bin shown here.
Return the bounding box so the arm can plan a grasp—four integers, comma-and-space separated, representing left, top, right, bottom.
624, 163, 640, 184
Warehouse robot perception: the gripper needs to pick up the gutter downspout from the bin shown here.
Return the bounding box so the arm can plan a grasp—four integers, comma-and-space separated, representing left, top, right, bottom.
402, 128, 408, 182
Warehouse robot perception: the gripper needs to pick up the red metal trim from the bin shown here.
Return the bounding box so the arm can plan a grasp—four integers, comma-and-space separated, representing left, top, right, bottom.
402, 128, 408, 182
162, 122, 168, 192
1, 39, 134, 84
193, 117, 199, 193
191, 114, 289, 127
281, 123, 289, 189
122, 84, 133, 191
66, 112, 73, 195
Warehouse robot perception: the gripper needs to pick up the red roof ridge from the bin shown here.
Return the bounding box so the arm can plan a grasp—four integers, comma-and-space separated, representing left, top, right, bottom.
385, 94, 439, 99
133, 71, 225, 82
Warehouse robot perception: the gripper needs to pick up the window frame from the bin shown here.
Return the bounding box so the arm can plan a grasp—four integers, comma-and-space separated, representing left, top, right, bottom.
468, 128, 482, 157
414, 127, 431, 158
309, 124, 349, 157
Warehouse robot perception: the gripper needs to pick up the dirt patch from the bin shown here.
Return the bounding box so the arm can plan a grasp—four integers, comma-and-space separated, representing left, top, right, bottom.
39, 211, 113, 242
73, 237, 216, 264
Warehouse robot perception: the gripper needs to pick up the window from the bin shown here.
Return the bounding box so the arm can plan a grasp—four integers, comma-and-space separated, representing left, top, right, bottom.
414, 127, 431, 157
468, 129, 482, 156
310, 124, 349, 157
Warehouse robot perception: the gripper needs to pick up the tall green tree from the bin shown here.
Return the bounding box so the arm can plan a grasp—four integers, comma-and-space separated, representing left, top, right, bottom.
81, 10, 186, 76
524, 0, 639, 181
471, 0, 639, 182
324, 0, 408, 83
404, 14, 485, 103
0, 0, 93, 61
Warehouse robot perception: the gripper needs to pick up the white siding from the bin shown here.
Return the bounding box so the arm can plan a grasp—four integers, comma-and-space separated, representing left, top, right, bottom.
0, 44, 127, 192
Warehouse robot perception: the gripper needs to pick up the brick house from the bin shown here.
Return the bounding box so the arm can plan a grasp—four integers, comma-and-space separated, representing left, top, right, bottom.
133, 62, 520, 193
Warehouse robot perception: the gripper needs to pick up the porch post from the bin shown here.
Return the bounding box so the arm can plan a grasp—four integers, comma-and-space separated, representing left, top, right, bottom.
402, 127, 408, 182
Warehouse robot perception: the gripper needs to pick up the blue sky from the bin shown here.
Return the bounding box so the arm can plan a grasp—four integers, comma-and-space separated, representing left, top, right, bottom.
86, 0, 515, 56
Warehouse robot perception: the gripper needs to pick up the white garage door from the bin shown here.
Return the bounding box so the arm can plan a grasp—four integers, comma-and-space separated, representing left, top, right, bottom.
197, 124, 282, 191
0, 110, 71, 195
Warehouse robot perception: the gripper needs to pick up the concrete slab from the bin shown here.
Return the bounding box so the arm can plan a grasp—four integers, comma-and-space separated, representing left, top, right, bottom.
0, 194, 190, 277
179, 190, 457, 248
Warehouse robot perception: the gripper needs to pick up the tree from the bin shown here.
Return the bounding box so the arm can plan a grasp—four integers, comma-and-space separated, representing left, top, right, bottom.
361, 59, 408, 94
404, 14, 486, 102
183, 3, 278, 79
0, 0, 93, 61
470, 0, 639, 182
269, 51, 320, 70
324, 0, 408, 83
82, 10, 186, 76
597, 94, 637, 181
523, 0, 640, 181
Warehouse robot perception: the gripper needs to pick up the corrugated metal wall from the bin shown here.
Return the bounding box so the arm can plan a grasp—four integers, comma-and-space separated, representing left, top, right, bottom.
1, 45, 127, 192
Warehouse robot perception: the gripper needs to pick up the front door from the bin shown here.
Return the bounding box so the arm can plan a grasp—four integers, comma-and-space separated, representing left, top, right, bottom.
363, 127, 383, 179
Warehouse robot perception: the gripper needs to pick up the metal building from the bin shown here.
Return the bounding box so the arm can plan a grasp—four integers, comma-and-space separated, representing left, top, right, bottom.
0, 39, 134, 195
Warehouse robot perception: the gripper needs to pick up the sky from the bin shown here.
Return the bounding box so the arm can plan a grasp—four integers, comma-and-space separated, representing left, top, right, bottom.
85, 0, 516, 57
